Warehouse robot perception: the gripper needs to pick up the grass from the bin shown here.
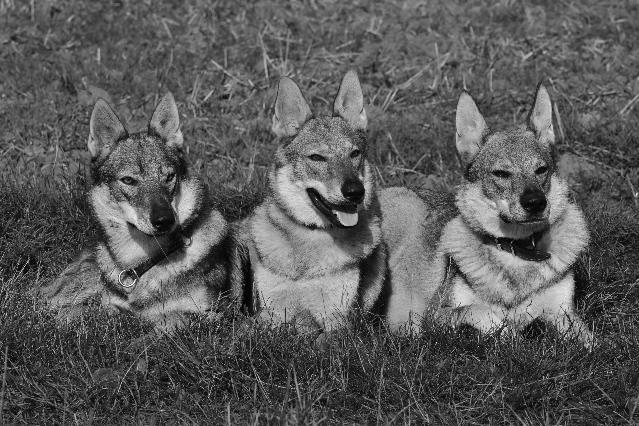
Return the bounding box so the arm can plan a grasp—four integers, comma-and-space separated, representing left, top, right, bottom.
1, 0, 639, 423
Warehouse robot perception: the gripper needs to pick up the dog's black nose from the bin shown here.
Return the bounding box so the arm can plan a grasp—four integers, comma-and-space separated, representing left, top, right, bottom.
150, 200, 175, 232
341, 180, 365, 203
520, 188, 547, 214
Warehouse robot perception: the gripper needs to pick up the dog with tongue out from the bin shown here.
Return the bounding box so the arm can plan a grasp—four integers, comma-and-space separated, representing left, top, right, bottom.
239, 70, 389, 337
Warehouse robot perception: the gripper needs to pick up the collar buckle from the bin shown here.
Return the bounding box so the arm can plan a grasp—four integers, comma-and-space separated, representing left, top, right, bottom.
118, 268, 139, 288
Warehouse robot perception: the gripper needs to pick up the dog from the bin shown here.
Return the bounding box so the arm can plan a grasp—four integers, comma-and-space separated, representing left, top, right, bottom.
386, 83, 593, 346
377, 186, 441, 333
40, 93, 244, 331
240, 71, 389, 334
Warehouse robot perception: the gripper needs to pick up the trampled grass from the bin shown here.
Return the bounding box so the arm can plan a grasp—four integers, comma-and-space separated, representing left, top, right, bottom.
1, 0, 638, 423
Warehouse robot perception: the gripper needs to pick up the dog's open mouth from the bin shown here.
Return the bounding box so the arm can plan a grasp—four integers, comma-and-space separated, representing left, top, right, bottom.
306, 189, 359, 228
517, 218, 547, 225
126, 221, 175, 237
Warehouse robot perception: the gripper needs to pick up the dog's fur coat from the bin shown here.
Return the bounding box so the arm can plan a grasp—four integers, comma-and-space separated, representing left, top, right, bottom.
40, 93, 243, 330
383, 84, 593, 346
241, 71, 389, 333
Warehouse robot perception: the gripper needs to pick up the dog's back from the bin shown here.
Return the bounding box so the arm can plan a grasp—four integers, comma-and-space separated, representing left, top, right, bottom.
379, 186, 457, 331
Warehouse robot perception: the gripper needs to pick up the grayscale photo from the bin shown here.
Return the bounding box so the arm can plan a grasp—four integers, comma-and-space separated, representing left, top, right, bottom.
0, 0, 638, 423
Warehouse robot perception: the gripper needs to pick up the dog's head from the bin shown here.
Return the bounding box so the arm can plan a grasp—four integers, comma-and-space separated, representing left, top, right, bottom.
88, 93, 194, 236
454, 83, 570, 239
269, 71, 374, 229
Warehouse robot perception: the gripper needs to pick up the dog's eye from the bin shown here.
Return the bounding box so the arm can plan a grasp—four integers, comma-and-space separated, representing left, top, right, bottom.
492, 170, 511, 179
308, 154, 327, 162
350, 149, 361, 159
120, 176, 137, 185
166, 172, 176, 183
535, 166, 548, 175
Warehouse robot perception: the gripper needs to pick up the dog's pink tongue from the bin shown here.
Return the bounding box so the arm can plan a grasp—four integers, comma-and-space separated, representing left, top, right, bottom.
334, 210, 358, 227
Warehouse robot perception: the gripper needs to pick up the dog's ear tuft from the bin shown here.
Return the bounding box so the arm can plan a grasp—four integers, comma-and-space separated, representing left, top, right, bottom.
334, 70, 367, 130
456, 92, 487, 164
88, 98, 127, 159
529, 82, 555, 147
272, 77, 312, 137
149, 92, 183, 148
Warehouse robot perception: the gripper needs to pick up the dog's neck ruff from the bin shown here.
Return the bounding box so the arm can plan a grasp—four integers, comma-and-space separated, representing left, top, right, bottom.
480, 230, 550, 262
117, 231, 187, 288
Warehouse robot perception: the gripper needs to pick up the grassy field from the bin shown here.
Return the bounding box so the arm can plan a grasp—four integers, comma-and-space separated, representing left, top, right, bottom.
1, 0, 638, 423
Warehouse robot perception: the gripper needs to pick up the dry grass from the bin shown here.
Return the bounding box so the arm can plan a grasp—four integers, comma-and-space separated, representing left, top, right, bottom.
0, 0, 638, 423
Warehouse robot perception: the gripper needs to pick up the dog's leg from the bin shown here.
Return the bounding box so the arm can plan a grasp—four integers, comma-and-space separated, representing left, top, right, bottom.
293, 310, 341, 350
546, 309, 593, 349
141, 306, 190, 333
543, 274, 594, 348
517, 273, 593, 348
256, 302, 292, 330
125, 310, 191, 354
447, 303, 507, 333
39, 250, 104, 323
440, 276, 506, 333
508, 299, 541, 333
135, 209, 227, 290
294, 310, 324, 338
123, 210, 228, 328
156, 311, 190, 331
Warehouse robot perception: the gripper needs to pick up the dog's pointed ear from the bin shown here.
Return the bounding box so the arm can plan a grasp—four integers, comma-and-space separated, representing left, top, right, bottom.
149, 92, 183, 148
272, 77, 312, 137
88, 98, 127, 159
529, 82, 555, 146
333, 70, 367, 130
456, 92, 487, 164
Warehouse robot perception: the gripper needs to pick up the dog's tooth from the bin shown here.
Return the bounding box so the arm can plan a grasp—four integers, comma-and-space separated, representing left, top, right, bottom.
334, 210, 358, 227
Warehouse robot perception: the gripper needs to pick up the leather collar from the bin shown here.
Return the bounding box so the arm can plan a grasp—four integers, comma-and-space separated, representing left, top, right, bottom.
117, 232, 187, 288
481, 230, 551, 262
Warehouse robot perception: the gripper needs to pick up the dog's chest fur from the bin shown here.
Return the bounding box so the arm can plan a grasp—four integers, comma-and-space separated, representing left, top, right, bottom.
253, 259, 361, 324
90, 180, 230, 321
442, 203, 588, 306
249, 201, 382, 321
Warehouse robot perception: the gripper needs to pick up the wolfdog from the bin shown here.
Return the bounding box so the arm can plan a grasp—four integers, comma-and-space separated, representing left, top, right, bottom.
40, 93, 243, 330
386, 83, 593, 346
240, 71, 388, 334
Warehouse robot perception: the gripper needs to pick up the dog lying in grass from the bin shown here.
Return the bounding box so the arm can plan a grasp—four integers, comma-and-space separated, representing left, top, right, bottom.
40, 93, 245, 331
237, 71, 389, 336
387, 83, 593, 347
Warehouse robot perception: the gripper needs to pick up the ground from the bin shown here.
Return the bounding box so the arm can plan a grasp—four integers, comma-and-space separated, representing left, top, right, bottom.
1, 0, 638, 423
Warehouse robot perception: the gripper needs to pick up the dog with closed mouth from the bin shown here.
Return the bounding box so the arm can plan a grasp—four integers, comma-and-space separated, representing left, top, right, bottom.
40, 93, 244, 331
384, 83, 593, 346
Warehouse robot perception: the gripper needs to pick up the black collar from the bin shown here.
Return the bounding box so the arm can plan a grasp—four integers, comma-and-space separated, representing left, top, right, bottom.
117, 232, 187, 288
481, 231, 551, 262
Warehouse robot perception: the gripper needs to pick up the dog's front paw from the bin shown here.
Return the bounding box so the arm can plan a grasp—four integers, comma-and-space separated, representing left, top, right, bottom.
231, 316, 258, 338
433, 306, 455, 327
124, 332, 160, 354
53, 305, 91, 326
451, 304, 507, 334
313, 330, 338, 350
577, 329, 595, 351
